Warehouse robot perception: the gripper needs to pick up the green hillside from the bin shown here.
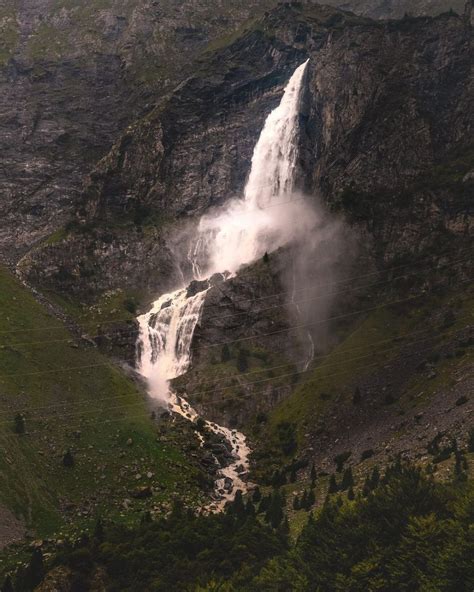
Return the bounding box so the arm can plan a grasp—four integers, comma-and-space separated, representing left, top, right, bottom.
0, 266, 203, 543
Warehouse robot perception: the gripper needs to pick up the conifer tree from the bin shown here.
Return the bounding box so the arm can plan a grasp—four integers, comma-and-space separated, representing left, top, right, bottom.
18, 548, 44, 590
353, 386, 361, 405
258, 495, 270, 514
93, 517, 105, 543
245, 499, 256, 517
62, 449, 74, 468
301, 489, 308, 509
271, 470, 286, 488
468, 428, 474, 453
347, 486, 355, 501
265, 491, 284, 529
237, 349, 249, 372
221, 344, 231, 363
232, 490, 246, 520
307, 488, 315, 508
279, 516, 290, 538
370, 466, 380, 490
328, 475, 339, 494
13, 413, 25, 435
310, 463, 317, 487
341, 467, 354, 490
252, 486, 262, 504
140, 511, 152, 526
1, 575, 14, 592
362, 475, 371, 497
293, 495, 300, 511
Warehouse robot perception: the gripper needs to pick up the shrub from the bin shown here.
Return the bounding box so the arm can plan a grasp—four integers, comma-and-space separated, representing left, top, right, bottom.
63, 450, 75, 468
334, 451, 351, 473
13, 413, 25, 434
123, 297, 138, 314
360, 449, 374, 461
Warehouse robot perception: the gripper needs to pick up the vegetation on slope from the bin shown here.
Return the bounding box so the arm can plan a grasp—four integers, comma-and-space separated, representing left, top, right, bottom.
7, 462, 472, 591
0, 266, 204, 542
252, 277, 473, 480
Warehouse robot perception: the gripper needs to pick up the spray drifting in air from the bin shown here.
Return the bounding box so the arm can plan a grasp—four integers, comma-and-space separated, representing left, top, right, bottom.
190, 59, 311, 278
138, 59, 312, 403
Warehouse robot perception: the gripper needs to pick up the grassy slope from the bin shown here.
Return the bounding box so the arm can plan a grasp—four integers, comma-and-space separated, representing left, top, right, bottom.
0, 266, 201, 539
275, 284, 473, 429
250, 282, 473, 479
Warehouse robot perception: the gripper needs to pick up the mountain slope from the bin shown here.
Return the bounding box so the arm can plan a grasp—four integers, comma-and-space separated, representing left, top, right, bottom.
0, 266, 207, 548
0, 0, 467, 262
22, 3, 472, 304
0, 0, 472, 566
0, 0, 279, 260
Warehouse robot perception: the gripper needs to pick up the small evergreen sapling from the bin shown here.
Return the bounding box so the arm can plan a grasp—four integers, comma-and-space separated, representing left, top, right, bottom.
62, 450, 75, 468
13, 413, 25, 434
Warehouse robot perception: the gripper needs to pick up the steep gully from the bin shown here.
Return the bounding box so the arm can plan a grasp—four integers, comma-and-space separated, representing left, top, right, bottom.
137, 61, 311, 510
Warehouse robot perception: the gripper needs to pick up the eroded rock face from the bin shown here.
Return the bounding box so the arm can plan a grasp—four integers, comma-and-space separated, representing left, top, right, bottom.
23, 3, 473, 302
1, 1, 467, 263
324, 0, 467, 19
0, 0, 280, 261
304, 12, 473, 197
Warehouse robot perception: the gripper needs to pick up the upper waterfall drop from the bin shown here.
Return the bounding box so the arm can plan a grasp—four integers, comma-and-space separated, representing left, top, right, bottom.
244, 59, 309, 209
195, 59, 310, 277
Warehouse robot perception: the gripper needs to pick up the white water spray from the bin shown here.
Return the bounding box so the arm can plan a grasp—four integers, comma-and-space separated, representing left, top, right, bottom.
137, 60, 310, 510
190, 59, 310, 277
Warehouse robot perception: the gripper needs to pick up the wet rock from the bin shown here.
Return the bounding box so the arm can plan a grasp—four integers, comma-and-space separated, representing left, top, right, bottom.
187, 279, 210, 298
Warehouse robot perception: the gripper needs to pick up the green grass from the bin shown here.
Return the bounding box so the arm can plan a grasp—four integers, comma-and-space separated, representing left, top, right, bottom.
0, 3, 19, 66
25, 23, 69, 61
46, 286, 141, 329
42, 228, 68, 247
269, 306, 412, 439
257, 283, 473, 469
0, 266, 201, 540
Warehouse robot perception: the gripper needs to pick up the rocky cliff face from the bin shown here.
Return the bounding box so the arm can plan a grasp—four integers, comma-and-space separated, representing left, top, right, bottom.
0, 0, 280, 261
325, 0, 467, 19
1, 0, 466, 263
22, 2, 473, 304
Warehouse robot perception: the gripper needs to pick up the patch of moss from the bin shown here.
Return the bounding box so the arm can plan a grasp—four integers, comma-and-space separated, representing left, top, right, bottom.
26, 23, 69, 61
0, 4, 19, 65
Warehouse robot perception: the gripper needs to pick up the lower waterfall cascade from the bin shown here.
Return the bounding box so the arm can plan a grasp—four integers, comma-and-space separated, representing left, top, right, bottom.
137, 60, 310, 511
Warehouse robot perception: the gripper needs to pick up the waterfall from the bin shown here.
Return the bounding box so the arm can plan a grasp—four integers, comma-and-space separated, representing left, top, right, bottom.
193, 59, 309, 277
137, 288, 209, 400
137, 60, 309, 510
